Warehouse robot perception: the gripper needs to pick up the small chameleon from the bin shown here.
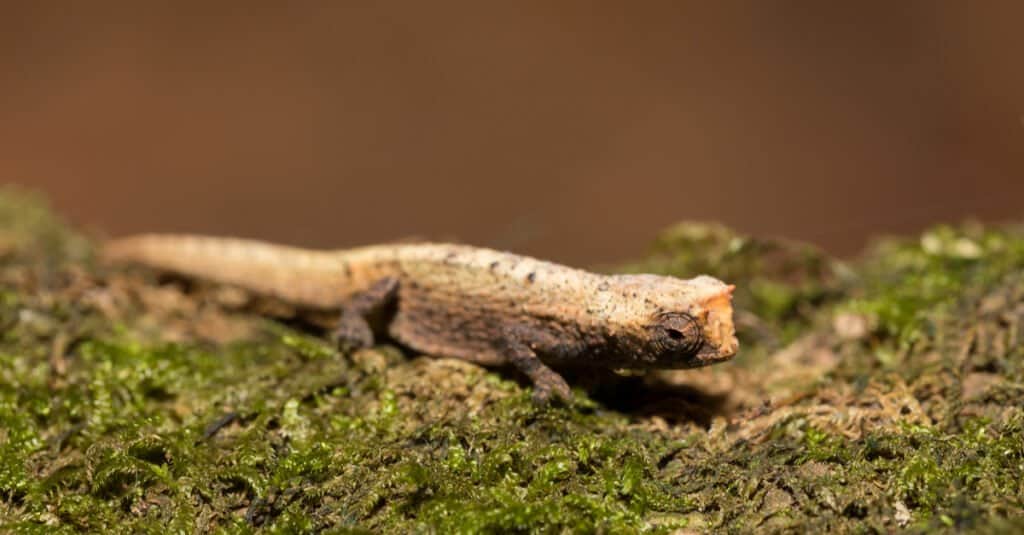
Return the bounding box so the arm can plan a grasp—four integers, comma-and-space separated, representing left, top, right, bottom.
104, 235, 739, 403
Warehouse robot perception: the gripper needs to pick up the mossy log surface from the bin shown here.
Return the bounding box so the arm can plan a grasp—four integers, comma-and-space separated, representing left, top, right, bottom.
1, 188, 1022, 533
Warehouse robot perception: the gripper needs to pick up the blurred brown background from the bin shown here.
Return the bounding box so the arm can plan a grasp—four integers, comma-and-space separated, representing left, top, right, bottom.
3, 2, 1022, 264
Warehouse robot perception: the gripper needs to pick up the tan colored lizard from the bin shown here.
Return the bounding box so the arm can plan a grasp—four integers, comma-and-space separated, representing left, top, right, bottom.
104, 235, 739, 403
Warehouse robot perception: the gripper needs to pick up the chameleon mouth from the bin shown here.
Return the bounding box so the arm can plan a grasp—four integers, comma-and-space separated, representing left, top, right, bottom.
699, 336, 738, 363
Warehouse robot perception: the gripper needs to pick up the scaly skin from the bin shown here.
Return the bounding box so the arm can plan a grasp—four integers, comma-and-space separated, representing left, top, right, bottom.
104, 234, 739, 403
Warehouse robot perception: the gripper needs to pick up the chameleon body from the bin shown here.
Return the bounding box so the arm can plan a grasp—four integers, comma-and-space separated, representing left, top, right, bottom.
104, 235, 739, 402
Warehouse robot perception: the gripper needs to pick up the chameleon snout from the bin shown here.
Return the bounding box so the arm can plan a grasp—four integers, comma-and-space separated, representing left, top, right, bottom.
695, 283, 739, 364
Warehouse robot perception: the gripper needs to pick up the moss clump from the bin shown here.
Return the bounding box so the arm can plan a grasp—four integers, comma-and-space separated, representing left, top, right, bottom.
0, 186, 91, 268
1, 191, 1023, 532
844, 223, 1024, 348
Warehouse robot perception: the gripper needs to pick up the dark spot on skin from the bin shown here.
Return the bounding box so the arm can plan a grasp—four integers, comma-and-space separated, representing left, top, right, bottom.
489, 261, 500, 271
343, 263, 352, 277
509, 300, 517, 308
631, 292, 637, 298
445, 251, 457, 263
526, 272, 536, 283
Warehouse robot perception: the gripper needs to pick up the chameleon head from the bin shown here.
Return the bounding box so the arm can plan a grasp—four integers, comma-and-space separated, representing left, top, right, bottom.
654, 278, 738, 367
611, 274, 739, 368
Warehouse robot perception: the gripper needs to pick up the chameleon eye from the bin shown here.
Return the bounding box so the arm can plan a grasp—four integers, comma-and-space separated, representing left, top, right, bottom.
658, 313, 703, 354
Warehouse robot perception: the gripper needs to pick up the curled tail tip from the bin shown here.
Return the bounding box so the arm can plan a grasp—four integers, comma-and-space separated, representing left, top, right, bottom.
101, 234, 169, 264
101, 237, 140, 264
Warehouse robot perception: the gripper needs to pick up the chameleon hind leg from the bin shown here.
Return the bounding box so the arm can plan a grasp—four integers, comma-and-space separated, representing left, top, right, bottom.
331, 277, 399, 349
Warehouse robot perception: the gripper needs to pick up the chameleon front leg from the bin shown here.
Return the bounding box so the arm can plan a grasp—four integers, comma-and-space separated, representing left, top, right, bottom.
332, 277, 399, 349
501, 326, 572, 405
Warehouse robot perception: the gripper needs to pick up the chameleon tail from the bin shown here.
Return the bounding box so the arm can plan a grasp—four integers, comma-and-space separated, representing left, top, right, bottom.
103, 234, 352, 308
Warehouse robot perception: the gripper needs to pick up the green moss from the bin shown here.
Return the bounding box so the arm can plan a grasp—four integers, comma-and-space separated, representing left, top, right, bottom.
0, 186, 91, 267
1, 196, 1023, 532
845, 223, 1024, 347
